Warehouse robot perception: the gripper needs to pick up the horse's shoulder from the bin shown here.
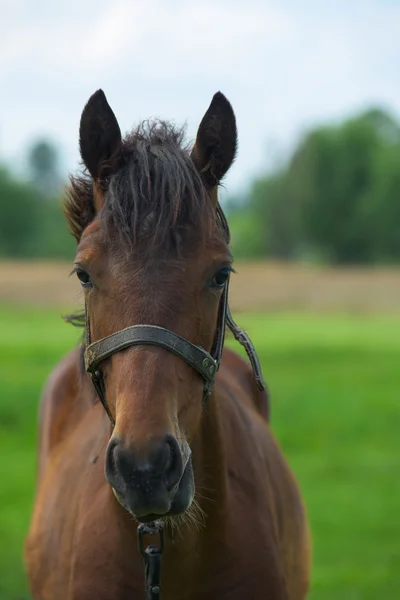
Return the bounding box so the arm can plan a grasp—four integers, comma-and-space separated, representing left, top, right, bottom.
219, 347, 270, 422
37, 346, 85, 479
39, 346, 82, 420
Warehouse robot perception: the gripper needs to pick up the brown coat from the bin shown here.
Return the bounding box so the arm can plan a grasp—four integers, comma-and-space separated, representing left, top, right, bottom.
25, 347, 311, 600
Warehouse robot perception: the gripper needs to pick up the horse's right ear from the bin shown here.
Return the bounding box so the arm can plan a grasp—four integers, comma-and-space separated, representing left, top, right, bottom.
79, 89, 122, 181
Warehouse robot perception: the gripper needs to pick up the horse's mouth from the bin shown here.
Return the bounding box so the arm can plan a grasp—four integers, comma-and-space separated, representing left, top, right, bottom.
111, 487, 192, 524
111, 453, 195, 523
111, 487, 162, 521
134, 512, 166, 524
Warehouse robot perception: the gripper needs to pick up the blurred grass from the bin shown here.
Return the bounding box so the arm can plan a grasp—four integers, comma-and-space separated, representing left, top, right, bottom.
0, 305, 399, 599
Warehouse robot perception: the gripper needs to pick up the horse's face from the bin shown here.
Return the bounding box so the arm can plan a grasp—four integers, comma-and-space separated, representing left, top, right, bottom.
75, 217, 230, 521
67, 90, 237, 523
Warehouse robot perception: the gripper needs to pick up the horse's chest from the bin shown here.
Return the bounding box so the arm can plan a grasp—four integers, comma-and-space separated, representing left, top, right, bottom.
26, 452, 287, 600
159, 527, 288, 600
27, 512, 286, 600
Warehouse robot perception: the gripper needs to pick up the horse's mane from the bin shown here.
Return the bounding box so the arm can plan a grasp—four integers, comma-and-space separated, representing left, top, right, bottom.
65, 120, 213, 255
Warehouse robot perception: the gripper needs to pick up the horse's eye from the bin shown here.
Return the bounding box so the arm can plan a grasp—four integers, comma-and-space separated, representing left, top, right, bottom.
210, 267, 231, 289
76, 269, 92, 287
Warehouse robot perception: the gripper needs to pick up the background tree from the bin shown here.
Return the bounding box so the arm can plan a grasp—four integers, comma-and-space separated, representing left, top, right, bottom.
1, 106, 400, 264
0, 163, 74, 259
0, 167, 40, 257
228, 106, 400, 265
28, 139, 61, 197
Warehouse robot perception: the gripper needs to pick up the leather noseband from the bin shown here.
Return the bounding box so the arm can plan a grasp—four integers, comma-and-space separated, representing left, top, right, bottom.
83, 206, 265, 426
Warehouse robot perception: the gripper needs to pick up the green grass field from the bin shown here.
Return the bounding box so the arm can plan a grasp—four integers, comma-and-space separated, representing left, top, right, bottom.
1, 305, 399, 599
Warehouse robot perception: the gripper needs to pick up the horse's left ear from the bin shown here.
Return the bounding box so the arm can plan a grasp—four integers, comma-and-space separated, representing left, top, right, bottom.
191, 92, 237, 197
79, 89, 122, 182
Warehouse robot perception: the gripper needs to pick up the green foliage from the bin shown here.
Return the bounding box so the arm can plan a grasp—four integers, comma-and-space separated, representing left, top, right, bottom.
252, 172, 303, 259
229, 210, 264, 258
0, 167, 40, 258
229, 107, 400, 264
28, 139, 61, 196
1, 306, 399, 599
0, 163, 74, 260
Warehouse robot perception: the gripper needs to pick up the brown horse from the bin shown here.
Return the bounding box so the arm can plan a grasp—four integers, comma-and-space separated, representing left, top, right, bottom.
25, 90, 311, 600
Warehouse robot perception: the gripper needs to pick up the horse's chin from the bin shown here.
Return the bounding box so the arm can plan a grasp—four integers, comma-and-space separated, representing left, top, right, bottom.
111, 489, 195, 525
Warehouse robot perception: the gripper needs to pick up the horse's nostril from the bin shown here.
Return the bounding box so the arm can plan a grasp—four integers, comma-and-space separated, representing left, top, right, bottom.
108, 437, 119, 453
105, 437, 124, 494
164, 435, 183, 491
107, 438, 119, 462
165, 439, 175, 471
106, 438, 117, 468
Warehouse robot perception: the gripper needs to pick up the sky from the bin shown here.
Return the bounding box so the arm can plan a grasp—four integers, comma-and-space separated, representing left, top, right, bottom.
1, 0, 400, 195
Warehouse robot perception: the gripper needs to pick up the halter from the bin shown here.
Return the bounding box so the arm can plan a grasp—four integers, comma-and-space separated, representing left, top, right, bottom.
82, 204, 265, 599
83, 205, 265, 426
84, 284, 229, 424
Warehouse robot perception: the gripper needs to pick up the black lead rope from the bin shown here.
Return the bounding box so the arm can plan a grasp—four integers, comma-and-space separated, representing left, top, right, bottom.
137, 523, 164, 599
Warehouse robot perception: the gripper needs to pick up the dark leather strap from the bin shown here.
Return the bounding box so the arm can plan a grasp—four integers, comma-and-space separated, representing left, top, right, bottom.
226, 305, 265, 392
210, 283, 228, 366
90, 369, 115, 425
85, 325, 218, 387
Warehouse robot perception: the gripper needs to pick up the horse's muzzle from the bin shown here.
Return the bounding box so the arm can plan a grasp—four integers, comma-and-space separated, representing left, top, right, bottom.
105, 434, 194, 521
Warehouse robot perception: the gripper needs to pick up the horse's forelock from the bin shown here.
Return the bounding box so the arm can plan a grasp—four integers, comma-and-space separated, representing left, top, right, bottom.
65, 120, 216, 254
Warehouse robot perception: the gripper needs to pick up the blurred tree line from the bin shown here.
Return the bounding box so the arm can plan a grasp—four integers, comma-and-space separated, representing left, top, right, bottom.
0, 140, 74, 259
229, 107, 400, 264
1, 106, 400, 264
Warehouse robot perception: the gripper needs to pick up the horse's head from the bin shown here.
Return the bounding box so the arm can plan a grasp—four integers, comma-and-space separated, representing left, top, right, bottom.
65, 90, 237, 523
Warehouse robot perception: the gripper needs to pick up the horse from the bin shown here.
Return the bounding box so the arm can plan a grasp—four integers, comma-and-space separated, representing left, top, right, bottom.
25, 89, 311, 600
